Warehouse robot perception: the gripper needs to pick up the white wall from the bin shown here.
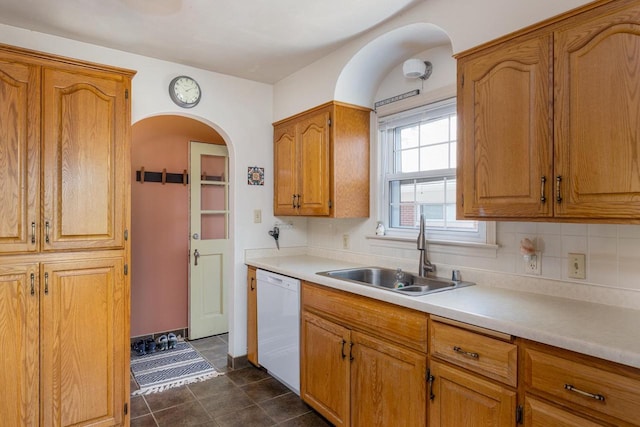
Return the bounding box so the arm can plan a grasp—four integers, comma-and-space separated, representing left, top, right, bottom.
273, 0, 593, 119
0, 23, 281, 357
304, 40, 640, 311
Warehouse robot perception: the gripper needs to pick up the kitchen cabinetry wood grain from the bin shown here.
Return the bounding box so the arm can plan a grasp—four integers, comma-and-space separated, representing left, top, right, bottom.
273, 101, 370, 218
301, 311, 350, 427
0, 263, 39, 426
0, 43, 133, 427
457, 0, 640, 223
428, 319, 518, 427
428, 360, 516, 427
522, 340, 640, 426
246, 266, 258, 366
554, 0, 640, 220
301, 281, 427, 427
0, 55, 40, 254
458, 33, 553, 219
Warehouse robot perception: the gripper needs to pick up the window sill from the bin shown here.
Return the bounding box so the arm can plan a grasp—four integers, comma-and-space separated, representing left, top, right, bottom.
365, 234, 499, 257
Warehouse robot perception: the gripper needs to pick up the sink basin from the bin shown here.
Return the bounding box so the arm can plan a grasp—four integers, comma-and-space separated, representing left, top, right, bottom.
317, 267, 474, 296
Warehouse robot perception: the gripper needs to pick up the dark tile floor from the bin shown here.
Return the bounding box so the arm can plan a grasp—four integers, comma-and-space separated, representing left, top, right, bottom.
130, 334, 332, 427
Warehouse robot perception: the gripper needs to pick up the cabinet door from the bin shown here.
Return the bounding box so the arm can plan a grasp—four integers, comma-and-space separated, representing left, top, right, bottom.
351, 331, 427, 427
555, 2, 640, 219
0, 55, 40, 253
301, 311, 350, 427
459, 34, 553, 218
524, 396, 611, 427
40, 257, 126, 427
297, 111, 331, 216
42, 67, 128, 251
429, 360, 516, 427
246, 267, 258, 366
274, 122, 298, 215
0, 263, 39, 426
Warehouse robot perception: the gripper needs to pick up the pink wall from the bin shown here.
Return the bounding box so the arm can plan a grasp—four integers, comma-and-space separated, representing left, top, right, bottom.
131, 116, 224, 337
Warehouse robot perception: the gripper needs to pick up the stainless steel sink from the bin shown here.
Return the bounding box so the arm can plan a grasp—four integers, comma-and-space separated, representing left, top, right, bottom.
317, 267, 474, 296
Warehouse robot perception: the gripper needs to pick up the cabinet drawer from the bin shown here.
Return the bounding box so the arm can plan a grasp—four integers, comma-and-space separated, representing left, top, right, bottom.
430, 320, 517, 387
302, 282, 428, 352
523, 345, 640, 425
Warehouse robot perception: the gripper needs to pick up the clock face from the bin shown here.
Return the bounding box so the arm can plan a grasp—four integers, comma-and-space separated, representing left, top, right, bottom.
169, 76, 201, 108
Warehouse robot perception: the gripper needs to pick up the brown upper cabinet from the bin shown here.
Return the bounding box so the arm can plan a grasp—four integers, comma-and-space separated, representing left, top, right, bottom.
273, 101, 370, 218
457, 0, 640, 222
0, 48, 130, 254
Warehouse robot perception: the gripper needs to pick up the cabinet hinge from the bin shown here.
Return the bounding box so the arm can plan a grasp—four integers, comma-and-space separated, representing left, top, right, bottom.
328, 200, 332, 208
426, 368, 430, 381
461, 74, 464, 87
124, 229, 129, 241
124, 264, 129, 275
328, 118, 332, 127
125, 89, 129, 99
124, 402, 128, 415
461, 194, 464, 207
515, 405, 523, 424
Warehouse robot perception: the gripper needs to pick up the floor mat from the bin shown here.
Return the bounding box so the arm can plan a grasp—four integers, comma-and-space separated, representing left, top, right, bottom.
130, 341, 221, 395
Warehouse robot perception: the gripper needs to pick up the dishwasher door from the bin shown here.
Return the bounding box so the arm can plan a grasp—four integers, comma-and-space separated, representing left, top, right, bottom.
256, 269, 300, 394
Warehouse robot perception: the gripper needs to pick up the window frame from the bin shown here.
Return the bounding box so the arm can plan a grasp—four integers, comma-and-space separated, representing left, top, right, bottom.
378, 97, 491, 245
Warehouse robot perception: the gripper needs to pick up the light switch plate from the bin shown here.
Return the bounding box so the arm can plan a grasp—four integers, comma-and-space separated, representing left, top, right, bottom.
568, 253, 586, 279
253, 209, 262, 223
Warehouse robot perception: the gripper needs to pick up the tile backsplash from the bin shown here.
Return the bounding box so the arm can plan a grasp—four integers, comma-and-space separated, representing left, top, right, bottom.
300, 219, 640, 310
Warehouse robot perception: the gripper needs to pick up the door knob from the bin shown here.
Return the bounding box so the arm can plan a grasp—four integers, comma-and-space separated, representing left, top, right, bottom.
192, 233, 199, 240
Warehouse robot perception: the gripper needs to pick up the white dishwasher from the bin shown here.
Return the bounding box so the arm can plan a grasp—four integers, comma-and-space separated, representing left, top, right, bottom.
256, 269, 300, 394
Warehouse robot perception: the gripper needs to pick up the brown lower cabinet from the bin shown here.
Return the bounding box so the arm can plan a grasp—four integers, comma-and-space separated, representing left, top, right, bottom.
300, 282, 428, 427
246, 266, 258, 366
428, 360, 516, 427
1, 256, 127, 426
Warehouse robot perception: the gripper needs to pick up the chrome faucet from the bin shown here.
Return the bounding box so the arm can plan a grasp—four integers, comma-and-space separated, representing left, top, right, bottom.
417, 214, 436, 277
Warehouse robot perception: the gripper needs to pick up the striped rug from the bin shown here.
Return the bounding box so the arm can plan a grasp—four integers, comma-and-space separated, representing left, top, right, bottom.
131, 341, 221, 395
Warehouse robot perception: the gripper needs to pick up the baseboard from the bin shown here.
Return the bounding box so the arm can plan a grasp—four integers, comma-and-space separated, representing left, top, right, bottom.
227, 354, 251, 370
130, 327, 188, 346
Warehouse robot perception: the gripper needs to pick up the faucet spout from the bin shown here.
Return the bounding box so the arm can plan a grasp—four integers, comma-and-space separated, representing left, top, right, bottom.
417, 214, 436, 277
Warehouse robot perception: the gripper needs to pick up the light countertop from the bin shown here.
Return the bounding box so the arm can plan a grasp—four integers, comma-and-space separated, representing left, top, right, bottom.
247, 254, 640, 369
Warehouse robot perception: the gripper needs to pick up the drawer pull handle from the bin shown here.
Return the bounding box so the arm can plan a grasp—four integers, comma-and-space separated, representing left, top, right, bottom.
427, 371, 435, 401
453, 346, 479, 359
31, 222, 36, 244
540, 176, 547, 203
341, 339, 346, 359
556, 175, 563, 203
564, 384, 605, 402
45, 221, 50, 244
349, 342, 354, 362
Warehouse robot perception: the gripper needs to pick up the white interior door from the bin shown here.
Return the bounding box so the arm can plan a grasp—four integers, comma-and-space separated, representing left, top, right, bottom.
189, 141, 230, 339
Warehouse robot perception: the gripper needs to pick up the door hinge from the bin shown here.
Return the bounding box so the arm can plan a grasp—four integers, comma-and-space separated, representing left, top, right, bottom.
124, 229, 129, 241
125, 89, 129, 99
124, 402, 128, 415
124, 264, 129, 275
516, 404, 523, 424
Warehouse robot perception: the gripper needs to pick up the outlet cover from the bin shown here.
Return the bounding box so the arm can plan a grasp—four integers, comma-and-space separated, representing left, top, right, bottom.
524, 252, 541, 275
568, 253, 586, 279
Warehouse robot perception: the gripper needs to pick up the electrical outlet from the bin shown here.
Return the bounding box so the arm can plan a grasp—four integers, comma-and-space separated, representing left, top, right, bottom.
524, 253, 541, 275
342, 234, 350, 249
253, 209, 262, 223
568, 253, 586, 279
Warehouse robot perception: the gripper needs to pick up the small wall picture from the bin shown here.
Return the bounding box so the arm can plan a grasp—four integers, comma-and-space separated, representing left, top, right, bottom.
248, 166, 264, 185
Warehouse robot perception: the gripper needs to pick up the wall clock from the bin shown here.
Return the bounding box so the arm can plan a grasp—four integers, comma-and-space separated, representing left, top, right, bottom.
169, 75, 201, 108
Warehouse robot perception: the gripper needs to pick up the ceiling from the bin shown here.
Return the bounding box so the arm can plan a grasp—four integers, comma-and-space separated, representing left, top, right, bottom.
0, 0, 425, 84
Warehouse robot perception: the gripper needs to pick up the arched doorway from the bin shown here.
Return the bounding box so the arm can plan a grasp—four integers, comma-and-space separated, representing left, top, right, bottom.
130, 115, 228, 341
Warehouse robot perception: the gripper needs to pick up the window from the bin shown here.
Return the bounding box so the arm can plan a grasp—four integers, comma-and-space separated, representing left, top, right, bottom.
380, 98, 486, 243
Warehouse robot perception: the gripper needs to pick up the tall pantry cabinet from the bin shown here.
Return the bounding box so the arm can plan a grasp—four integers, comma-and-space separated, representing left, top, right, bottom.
0, 44, 135, 426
